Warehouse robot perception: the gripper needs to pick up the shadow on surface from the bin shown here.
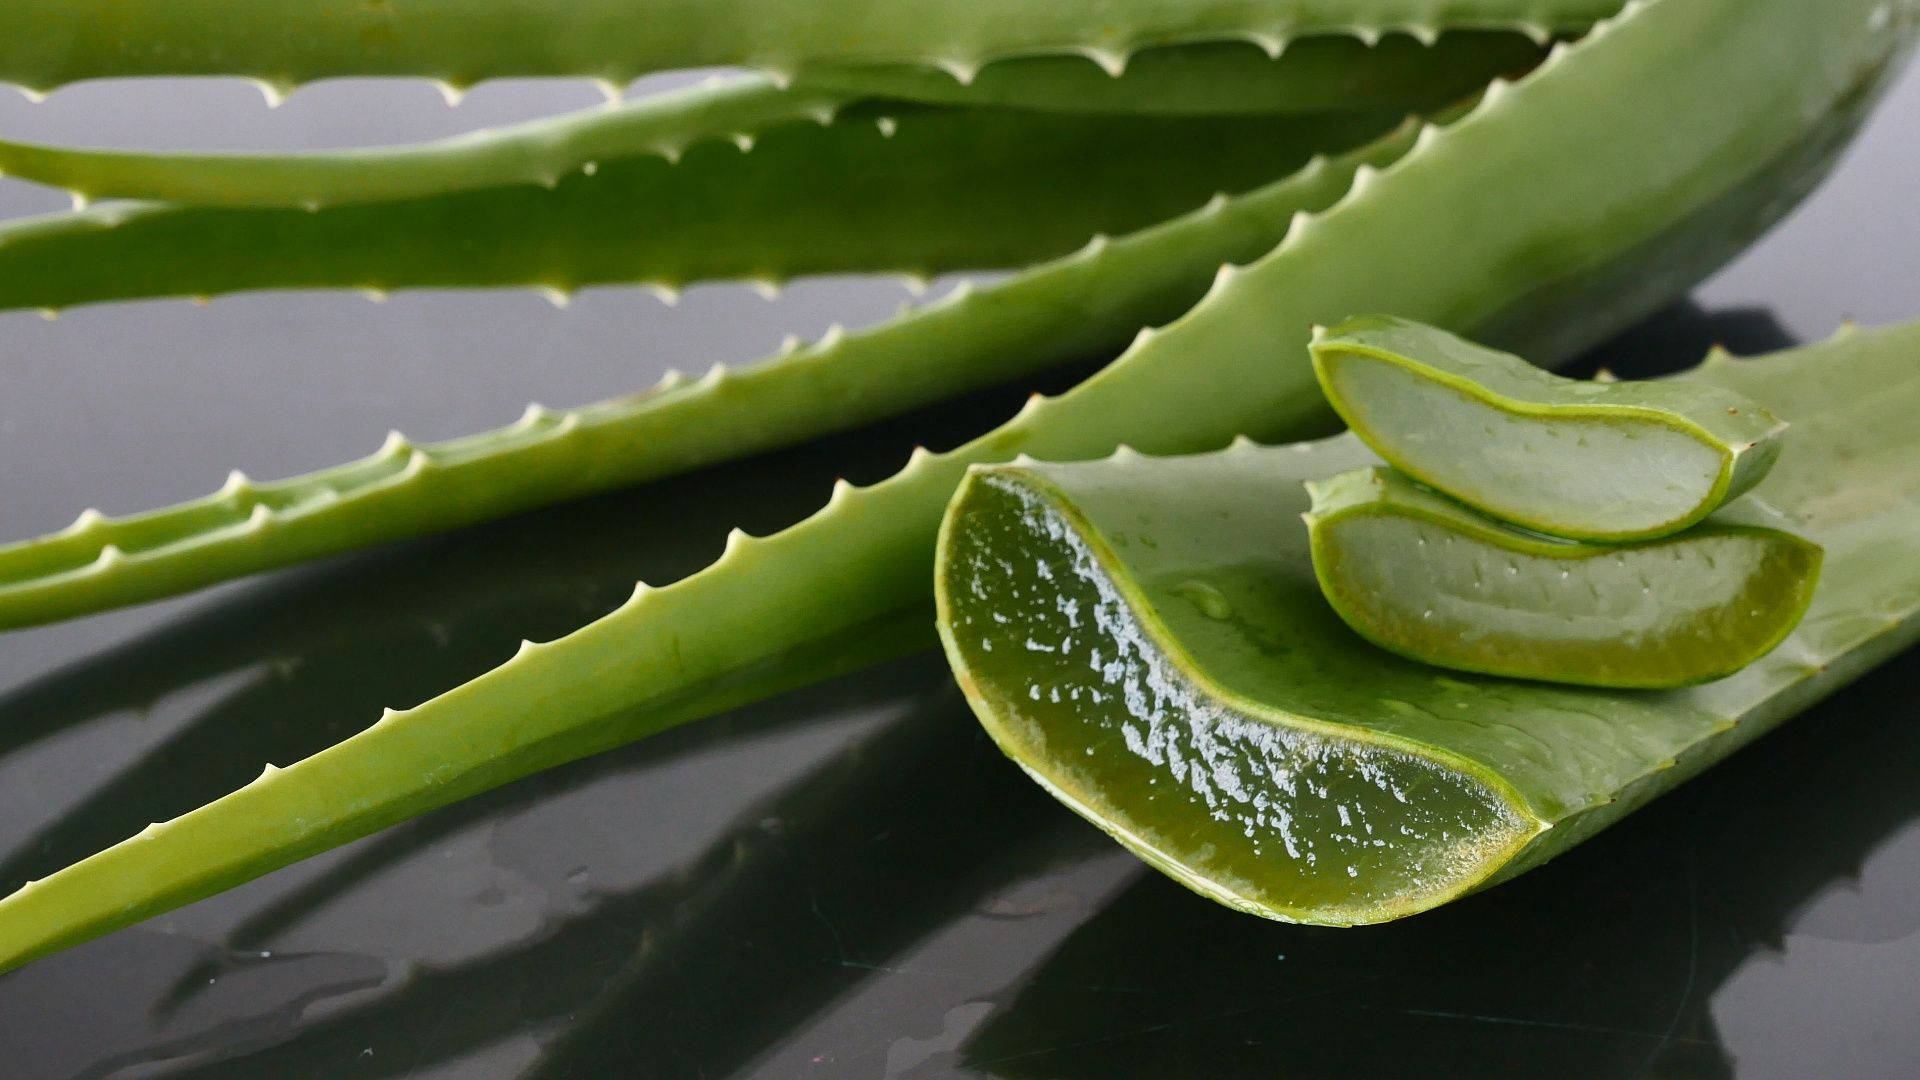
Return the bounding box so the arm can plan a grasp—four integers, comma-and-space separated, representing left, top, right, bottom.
143, 678, 1100, 1079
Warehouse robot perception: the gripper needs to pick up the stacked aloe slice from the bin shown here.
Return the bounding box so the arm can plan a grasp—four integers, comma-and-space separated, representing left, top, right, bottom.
934, 319, 1915, 927
1304, 315, 1821, 688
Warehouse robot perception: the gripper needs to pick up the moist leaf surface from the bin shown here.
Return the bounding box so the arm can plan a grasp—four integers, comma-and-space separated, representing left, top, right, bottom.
937, 321, 1920, 924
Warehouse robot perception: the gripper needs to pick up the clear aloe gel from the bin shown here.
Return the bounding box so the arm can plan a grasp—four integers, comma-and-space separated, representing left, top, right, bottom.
1304, 466, 1822, 688
1310, 315, 1788, 542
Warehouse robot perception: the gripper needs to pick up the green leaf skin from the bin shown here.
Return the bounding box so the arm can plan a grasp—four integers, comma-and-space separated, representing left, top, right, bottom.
0, 75, 854, 210
0, 118, 1419, 630
0, 106, 1388, 313
0, 0, 1907, 971
1303, 465, 1822, 688
799, 31, 1548, 116
936, 322, 1920, 926
0, 0, 1618, 96
1311, 315, 1790, 540
0, 36, 1547, 211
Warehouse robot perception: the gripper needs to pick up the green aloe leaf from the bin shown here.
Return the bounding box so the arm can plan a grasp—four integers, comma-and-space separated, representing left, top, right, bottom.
0, 0, 1617, 96
1302, 464, 1821, 688
0, 0, 1903, 972
0, 36, 1547, 210
797, 31, 1547, 116
1311, 314, 1789, 540
936, 320, 1920, 925
0, 75, 852, 210
0, 115, 1417, 629
0, 104, 1383, 312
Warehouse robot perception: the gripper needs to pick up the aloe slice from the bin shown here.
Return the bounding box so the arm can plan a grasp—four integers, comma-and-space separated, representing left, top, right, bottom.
1303, 465, 1820, 688
1310, 315, 1789, 540
935, 321, 1920, 926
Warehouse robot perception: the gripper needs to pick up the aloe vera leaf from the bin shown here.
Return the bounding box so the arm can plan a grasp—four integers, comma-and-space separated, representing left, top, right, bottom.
935, 320, 1920, 926
0, 116, 1414, 631
1310, 314, 1791, 540
0, 36, 1543, 212
0, 0, 1619, 96
797, 31, 1547, 116
1302, 465, 1822, 688
0, 0, 1903, 972
0, 75, 854, 210
0, 105, 1379, 313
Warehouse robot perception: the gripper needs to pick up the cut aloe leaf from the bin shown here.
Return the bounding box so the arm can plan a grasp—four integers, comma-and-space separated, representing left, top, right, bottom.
935, 321, 1920, 926
1303, 465, 1821, 688
1310, 315, 1789, 541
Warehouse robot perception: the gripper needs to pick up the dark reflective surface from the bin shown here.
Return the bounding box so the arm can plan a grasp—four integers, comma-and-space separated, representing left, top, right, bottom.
0, 60, 1916, 1080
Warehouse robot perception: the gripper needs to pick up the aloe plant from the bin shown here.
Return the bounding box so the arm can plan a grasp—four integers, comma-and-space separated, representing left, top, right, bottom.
0, 0, 1915, 973
936, 319, 1920, 925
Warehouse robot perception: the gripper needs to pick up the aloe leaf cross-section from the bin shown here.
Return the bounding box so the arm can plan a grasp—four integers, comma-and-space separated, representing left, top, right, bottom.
1303, 465, 1821, 688
1310, 315, 1789, 541
935, 320, 1920, 926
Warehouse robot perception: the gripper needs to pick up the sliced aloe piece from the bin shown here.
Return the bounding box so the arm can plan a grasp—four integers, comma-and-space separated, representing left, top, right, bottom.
1310, 315, 1789, 541
935, 321, 1920, 926
1303, 465, 1820, 688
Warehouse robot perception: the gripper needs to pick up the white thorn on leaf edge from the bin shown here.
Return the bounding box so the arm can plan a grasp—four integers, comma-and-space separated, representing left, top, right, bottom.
252, 78, 292, 108
65, 508, 107, 535
933, 57, 981, 85
1079, 44, 1129, 77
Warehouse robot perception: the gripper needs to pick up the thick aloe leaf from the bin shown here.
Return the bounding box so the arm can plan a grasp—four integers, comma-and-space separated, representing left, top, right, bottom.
0, 105, 1383, 312
0, 0, 1617, 95
1312, 315, 1788, 540
0, 36, 1548, 211
798, 31, 1547, 116
1303, 465, 1822, 688
0, 75, 852, 210
0, 117, 1417, 630
935, 320, 1920, 925
0, 0, 1904, 972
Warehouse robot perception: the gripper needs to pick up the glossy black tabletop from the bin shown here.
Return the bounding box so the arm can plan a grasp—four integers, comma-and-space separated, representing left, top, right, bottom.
0, 59, 1916, 1080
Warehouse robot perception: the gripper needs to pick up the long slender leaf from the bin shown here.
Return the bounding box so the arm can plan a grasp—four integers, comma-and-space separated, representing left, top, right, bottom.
0, 0, 1618, 94
0, 105, 1381, 312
